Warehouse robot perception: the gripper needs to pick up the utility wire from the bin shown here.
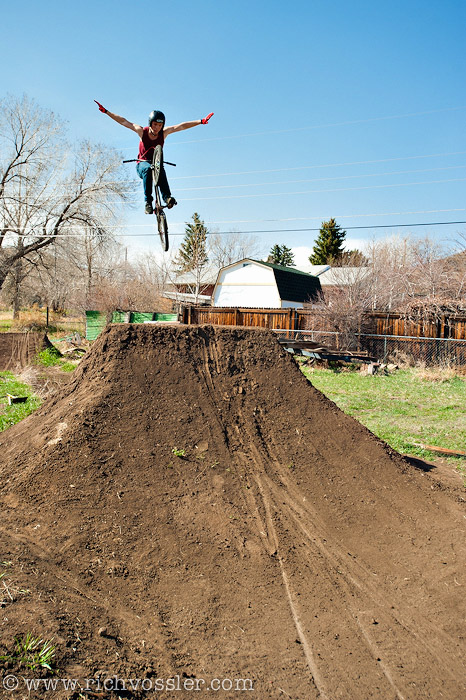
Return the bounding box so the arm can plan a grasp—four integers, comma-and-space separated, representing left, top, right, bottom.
7, 219, 466, 238
7, 209, 466, 233
103, 176, 466, 205
168, 165, 466, 192
180, 177, 466, 201
125, 150, 466, 181
97, 151, 466, 186
115, 106, 466, 149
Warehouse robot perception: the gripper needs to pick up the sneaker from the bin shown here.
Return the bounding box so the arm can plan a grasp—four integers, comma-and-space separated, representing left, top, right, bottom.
165, 196, 177, 209
145, 202, 153, 215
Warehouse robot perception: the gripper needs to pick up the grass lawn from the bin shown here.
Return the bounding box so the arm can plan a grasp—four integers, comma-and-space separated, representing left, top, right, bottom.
0, 309, 85, 337
0, 371, 42, 431
299, 363, 466, 470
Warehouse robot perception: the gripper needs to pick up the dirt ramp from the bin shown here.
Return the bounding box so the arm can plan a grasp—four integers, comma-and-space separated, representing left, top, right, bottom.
0, 331, 51, 370
0, 324, 464, 699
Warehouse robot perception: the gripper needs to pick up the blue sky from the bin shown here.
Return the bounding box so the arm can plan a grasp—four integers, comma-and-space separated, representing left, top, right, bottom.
3, 0, 465, 265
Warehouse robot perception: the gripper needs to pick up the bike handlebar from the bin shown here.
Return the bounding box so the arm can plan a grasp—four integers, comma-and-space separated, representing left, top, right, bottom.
123, 159, 176, 166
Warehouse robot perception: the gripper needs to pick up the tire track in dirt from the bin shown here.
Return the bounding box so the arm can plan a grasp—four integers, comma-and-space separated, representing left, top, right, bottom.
219, 377, 462, 699
193, 328, 465, 697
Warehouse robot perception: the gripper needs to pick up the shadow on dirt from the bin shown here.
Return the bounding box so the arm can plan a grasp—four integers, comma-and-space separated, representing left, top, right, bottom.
404, 455, 437, 472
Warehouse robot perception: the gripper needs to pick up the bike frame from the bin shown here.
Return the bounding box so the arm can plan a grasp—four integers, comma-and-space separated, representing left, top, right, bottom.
151, 145, 169, 252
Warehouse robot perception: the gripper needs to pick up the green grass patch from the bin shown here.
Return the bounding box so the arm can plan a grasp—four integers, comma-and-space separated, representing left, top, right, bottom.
0, 372, 42, 431
59, 361, 77, 373
34, 347, 77, 373
0, 632, 56, 671
300, 365, 466, 462
35, 346, 62, 367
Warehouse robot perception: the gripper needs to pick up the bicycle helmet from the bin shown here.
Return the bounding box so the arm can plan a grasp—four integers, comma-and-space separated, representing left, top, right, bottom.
148, 110, 165, 125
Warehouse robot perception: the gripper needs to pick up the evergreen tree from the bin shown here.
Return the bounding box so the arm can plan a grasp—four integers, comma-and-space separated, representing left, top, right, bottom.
268, 244, 295, 267
309, 218, 346, 264
338, 249, 368, 266
176, 212, 209, 272
175, 213, 209, 304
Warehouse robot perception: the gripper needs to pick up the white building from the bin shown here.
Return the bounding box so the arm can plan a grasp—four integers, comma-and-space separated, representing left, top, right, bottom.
212, 259, 322, 308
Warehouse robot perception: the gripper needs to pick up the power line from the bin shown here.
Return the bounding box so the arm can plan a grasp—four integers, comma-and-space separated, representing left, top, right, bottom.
7, 219, 466, 238
8, 208, 466, 232
172, 165, 466, 192
126, 219, 466, 236
174, 106, 466, 144
180, 177, 466, 201
116, 105, 466, 149
120, 150, 466, 181
99, 150, 466, 187
107, 177, 466, 205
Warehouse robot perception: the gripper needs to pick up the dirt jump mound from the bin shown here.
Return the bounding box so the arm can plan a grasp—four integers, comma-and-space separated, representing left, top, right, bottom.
0, 324, 464, 699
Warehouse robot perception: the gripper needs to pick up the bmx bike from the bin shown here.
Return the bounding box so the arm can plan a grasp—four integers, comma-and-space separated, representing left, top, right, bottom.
151, 144, 169, 252
123, 147, 176, 252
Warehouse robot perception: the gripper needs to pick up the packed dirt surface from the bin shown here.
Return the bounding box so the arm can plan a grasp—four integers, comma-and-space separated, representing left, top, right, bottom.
0, 332, 51, 371
0, 324, 464, 699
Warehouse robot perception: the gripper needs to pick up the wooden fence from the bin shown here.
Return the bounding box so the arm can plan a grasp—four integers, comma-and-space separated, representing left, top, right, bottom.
370, 312, 466, 340
181, 306, 466, 340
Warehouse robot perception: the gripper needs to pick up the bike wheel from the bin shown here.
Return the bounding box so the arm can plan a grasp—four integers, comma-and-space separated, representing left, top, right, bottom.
151, 145, 163, 187
157, 208, 169, 252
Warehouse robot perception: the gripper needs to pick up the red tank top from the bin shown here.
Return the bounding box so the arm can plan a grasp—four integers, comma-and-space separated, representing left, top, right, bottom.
138, 126, 164, 162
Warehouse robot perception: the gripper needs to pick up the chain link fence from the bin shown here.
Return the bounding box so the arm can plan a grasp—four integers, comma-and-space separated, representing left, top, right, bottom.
273, 329, 466, 368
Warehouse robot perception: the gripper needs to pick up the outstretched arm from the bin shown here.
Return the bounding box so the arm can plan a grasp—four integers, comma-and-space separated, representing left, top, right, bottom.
164, 112, 214, 137
94, 101, 143, 138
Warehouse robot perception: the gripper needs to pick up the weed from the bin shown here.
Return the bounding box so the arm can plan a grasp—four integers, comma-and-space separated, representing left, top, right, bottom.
172, 447, 186, 458
35, 347, 62, 367
11, 310, 54, 333
59, 361, 77, 373
0, 632, 56, 671
0, 562, 30, 607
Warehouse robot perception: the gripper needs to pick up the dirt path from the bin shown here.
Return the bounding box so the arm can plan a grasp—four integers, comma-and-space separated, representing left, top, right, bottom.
0, 324, 464, 699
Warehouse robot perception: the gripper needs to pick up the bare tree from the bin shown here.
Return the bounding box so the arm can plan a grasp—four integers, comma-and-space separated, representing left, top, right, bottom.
0, 94, 133, 294
305, 261, 374, 349
367, 235, 465, 323
305, 235, 466, 349
208, 231, 263, 268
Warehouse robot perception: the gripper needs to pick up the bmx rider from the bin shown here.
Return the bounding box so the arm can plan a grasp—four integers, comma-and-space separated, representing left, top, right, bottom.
94, 101, 214, 214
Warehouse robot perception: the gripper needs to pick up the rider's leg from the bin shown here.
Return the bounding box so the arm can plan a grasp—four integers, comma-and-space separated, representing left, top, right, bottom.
158, 167, 177, 208
136, 161, 153, 208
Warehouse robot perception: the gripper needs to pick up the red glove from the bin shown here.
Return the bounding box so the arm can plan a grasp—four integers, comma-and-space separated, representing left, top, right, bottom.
94, 100, 107, 113
201, 112, 214, 124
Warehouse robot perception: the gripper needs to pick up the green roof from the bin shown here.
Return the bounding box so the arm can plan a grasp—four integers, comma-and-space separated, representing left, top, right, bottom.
251, 260, 322, 303
253, 260, 316, 277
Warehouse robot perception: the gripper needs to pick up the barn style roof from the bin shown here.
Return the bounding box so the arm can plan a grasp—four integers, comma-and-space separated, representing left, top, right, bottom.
251, 260, 322, 302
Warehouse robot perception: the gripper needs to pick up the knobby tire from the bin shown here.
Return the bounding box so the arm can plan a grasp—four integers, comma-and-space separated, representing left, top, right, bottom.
157, 209, 169, 252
